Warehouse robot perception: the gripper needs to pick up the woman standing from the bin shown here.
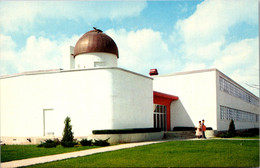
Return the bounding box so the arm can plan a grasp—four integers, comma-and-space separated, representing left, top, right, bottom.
195, 121, 202, 139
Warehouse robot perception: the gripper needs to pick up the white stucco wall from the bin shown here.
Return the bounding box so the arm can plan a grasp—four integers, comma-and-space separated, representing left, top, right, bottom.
216, 71, 259, 131
110, 69, 153, 129
0, 67, 153, 141
74, 52, 118, 69
153, 69, 218, 130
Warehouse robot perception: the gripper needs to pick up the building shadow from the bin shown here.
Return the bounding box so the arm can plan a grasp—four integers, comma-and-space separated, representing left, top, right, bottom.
171, 99, 195, 129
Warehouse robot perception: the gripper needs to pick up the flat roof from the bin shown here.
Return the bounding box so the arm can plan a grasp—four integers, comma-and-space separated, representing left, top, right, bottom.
153, 68, 218, 77
153, 68, 259, 99
0, 67, 153, 80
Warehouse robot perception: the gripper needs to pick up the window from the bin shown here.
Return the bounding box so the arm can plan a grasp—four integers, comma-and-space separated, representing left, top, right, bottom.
220, 106, 259, 122
219, 77, 259, 106
94, 62, 105, 67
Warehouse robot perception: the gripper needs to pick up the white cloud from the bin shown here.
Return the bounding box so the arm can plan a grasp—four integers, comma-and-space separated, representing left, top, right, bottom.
212, 37, 259, 96
172, 0, 257, 60
0, 28, 176, 76
106, 28, 175, 75
213, 38, 258, 72
184, 62, 206, 71
0, 1, 147, 33
170, 0, 258, 95
0, 34, 80, 75
230, 67, 259, 96
0, 34, 17, 61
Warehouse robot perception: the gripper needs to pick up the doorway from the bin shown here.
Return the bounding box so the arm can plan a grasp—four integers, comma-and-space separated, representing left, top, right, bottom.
43, 109, 54, 136
153, 104, 167, 131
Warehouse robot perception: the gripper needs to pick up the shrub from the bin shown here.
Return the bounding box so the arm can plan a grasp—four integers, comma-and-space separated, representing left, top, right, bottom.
53, 138, 61, 145
61, 116, 76, 147
217, 128, 259, 138
37, 139, 58, 148
80, 139, 92, 146
37, 142, 44, 147
228, 120, 236, 137
93, 138, 110, 146
61, 117, 74, 142
237, 128, 259, 137
219, 133, 232, 138
61, 141, 78, 147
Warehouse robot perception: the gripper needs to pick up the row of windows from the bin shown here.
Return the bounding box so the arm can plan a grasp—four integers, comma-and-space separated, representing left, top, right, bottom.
219, 77, 259, 106
220, 106, 259, 122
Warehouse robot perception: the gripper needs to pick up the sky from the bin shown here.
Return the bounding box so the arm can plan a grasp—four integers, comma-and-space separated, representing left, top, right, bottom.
0, 0, 259, 96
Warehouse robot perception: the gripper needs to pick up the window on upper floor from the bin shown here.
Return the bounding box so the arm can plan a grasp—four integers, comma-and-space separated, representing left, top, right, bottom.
219, 76, 259, 106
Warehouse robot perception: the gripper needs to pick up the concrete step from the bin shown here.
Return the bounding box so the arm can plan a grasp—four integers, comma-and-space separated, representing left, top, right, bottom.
164, 131, 197, 139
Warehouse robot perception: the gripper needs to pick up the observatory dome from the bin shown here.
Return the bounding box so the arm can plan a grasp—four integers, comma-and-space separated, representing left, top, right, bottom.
74, 28, 119, 58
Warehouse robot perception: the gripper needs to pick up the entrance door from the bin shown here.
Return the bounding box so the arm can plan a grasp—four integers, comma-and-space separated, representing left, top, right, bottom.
153, 104, 167, 131
43, 109, 55, 136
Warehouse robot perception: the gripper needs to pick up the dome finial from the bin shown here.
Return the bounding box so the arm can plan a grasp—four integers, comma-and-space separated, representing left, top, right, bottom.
93, 27, 103, 33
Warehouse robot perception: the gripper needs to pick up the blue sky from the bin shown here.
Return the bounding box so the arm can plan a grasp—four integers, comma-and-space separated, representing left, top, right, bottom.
0, 0, 258, 96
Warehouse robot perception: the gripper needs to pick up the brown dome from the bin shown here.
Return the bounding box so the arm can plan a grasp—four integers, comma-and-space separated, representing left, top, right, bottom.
74, 29, 119, 58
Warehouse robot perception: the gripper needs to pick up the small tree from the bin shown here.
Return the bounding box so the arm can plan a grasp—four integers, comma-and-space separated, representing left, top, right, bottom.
228, 119, 236, 137
61, 116, 76, 147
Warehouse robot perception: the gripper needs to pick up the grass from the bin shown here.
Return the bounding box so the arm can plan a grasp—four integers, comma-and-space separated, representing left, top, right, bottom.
214, 135, 259, 139
1, 145, 99, 162
25, 139, 259, 168
233, 135, 259, 139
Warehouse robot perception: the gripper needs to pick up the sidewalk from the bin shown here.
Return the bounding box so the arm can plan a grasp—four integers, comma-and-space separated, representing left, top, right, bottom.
1, 140, 170, 168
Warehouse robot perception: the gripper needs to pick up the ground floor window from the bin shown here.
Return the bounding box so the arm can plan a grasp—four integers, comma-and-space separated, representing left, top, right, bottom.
220, 105, 259, 122
153, 104, 167, 131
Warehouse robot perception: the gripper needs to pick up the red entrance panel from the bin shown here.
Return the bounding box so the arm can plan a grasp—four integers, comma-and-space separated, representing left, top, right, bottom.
153, 91, 178, 131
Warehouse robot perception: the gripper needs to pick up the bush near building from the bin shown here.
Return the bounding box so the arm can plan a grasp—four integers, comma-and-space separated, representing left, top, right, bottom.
93, 138, 110, 146
61, 117, 77, 147
216, 119, 259, 138
228, 119, 236, 137
236, 128, 259, 137
80, 139, 92, 146
37, 139, 60, 148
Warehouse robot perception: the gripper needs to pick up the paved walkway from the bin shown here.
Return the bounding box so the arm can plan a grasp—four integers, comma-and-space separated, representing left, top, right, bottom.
1, 140, 172, 168
1, 138, 258, 168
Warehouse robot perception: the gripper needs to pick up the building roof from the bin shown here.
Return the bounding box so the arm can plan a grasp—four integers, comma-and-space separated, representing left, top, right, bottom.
74, 28, 119, 58
0, 67, 152, 80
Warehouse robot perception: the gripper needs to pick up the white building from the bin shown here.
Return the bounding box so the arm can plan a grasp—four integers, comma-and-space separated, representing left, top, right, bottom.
0, 29, 156, 144
153, 69, 259, 131
0, 28, 259, 144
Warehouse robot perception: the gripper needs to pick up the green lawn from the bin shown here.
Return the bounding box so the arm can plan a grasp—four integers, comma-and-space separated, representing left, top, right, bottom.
1, 145, 99, 162
25, 140, 259, 168
233, 135, 259, 139
214, 135, 259, 139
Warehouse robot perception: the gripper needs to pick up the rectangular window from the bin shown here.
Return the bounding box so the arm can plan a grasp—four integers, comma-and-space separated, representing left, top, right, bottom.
94, 62, 105, 67
219, 76, 259, 106
220, 105, 259, 122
